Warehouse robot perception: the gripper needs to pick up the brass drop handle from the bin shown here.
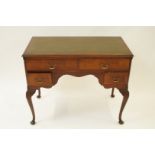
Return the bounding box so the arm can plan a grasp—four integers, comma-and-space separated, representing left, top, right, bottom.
101, 64, 109, 70
49, 65, 55, 70
35, 78, 44, 83
113, 79, 119, 83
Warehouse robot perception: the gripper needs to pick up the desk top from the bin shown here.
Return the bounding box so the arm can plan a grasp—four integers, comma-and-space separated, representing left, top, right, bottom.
23, 37, 133, 58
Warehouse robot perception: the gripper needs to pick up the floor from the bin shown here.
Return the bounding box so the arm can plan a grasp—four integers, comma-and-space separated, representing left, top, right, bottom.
0, 73, 155, 129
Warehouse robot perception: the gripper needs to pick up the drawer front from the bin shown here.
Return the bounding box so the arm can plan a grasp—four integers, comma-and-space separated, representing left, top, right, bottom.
79, 58, 130, 71
27, 73, 52, 87
25, 59, 77, 71
103, 72, 128, 88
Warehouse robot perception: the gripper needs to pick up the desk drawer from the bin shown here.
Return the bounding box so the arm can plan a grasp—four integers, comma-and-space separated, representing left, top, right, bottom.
79, 58, 130, 71
103, 72, 128, 88
27, 73, 52, 87
25, 59, 77, 71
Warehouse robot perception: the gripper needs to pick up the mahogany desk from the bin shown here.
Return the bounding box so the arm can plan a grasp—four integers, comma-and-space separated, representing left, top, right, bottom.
23, 37, 133, 125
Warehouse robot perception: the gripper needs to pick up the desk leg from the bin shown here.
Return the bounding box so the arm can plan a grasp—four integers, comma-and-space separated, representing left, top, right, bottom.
37, 88, 41, 98
26, 87, 36, 125
111, 88, 115, 98
118, 89, 129, 124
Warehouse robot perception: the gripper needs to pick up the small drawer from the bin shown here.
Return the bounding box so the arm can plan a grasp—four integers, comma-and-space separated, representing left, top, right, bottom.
27, 73, 52, 87
103, 72, 128, 88
79, 58, 130, 71
25, 59, 77, 71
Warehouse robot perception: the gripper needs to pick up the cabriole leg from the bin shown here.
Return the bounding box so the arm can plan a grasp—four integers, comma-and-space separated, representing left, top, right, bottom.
37, 88, 41, 98
111, 88, 115, 97
26, 87, 36, 125
118, 89, 129, 125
